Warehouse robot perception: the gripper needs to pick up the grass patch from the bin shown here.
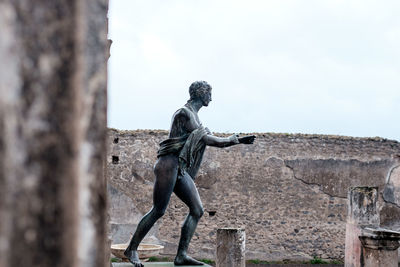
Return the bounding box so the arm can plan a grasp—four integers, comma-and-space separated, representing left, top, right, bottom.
199, 259, 214, 264
310, 256, 329, 264
147, 256, 159, 262
147, 256, 170, 262
330, 259, 344, 264
110, 257, 121, 263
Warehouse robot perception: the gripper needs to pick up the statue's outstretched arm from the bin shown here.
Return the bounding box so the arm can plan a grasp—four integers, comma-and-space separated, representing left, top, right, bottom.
179, 108, 256, 147
203, 134, 256, 148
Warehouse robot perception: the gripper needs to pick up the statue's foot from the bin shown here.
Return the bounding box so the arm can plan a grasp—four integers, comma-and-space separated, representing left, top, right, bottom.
174, 255, 204, 265
124, 249, 143, 267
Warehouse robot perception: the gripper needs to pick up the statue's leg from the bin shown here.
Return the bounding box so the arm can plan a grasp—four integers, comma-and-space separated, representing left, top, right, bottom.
173, 173, 204, 266
124, 155, 178, 267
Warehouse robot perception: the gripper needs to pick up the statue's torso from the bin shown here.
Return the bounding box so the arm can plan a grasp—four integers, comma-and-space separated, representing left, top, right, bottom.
169, 106, 202, 138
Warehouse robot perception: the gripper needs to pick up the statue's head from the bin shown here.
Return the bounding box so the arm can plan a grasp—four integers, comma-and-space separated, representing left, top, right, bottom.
189, 81, 212, 106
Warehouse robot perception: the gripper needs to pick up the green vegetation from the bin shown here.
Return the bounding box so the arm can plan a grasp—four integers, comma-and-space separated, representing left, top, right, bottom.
330, 259, 344, 264
310, 256, 329, 264
147, 256, 171, 262
147, 256, 159, 262
110, 257, 121, 263
199, 258, 215, 264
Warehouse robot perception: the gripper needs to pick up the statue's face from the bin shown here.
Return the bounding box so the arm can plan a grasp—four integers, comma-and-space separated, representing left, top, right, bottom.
200, 89, 212, 106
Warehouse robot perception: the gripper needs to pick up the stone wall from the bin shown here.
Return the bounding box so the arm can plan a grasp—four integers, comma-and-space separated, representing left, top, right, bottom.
0, 1, 109, 266
107, 129, 400, 261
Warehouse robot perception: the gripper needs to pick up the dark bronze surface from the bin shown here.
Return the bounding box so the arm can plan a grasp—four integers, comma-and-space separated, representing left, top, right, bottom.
124, 81, 255, 267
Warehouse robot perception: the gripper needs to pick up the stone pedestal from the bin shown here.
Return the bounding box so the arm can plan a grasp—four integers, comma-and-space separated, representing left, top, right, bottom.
216, 228, 245, 267
359, 228, 400, 267
344, 187, 379, 267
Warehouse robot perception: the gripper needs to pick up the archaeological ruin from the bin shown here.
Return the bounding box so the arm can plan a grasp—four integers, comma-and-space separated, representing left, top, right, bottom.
2, 0, 400, 266
107, 129, 400, 262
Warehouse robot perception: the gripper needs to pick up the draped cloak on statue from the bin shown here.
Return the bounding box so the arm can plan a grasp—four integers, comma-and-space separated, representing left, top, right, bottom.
157, 125, 208, 180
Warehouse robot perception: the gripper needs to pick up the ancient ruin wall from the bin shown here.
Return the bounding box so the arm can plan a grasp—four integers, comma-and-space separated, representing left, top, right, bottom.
107, 129, 400, 261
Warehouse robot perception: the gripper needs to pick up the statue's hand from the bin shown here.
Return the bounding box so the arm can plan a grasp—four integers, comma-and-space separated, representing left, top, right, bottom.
238, 135, 256, 144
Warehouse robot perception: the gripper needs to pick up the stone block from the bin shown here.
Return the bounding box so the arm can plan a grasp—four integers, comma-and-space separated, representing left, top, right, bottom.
216, 228, 245, 267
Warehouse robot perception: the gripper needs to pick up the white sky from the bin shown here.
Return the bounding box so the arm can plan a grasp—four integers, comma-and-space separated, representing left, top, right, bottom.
108, 0, 400, 141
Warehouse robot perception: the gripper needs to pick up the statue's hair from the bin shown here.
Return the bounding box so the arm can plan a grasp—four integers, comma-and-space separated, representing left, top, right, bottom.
189, 81, 212, 100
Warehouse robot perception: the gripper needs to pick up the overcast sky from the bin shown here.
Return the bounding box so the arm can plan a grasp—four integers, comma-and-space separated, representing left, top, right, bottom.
108, 0, 399, 141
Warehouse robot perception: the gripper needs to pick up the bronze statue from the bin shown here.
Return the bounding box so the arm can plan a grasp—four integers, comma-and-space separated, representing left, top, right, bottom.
124, 81, 256, 266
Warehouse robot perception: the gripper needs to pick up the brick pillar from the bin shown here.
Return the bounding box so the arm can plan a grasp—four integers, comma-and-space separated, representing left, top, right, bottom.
344, 187, 379, 267
0, 0, 109, 267
216, 228, 246, 267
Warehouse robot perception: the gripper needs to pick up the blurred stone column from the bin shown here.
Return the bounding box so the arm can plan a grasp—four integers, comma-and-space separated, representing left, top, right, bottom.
0, 0, 109, 267
344, 187, 379, 267
216, 228, 245, 267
